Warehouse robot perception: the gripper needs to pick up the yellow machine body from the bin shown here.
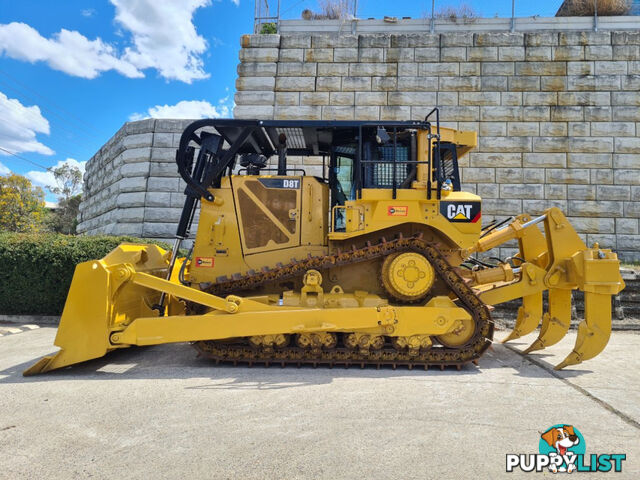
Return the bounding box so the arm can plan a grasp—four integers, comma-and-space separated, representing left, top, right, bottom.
25, 120, 625, 375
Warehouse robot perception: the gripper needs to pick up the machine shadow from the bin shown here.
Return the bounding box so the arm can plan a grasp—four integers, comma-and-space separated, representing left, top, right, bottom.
0, 339, 592, 387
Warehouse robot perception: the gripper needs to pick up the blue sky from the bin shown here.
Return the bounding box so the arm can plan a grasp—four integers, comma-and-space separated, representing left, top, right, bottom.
0, 0, 562, 200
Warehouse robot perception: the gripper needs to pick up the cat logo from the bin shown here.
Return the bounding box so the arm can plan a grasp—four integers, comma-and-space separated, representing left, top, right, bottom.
440, 201, 481, 223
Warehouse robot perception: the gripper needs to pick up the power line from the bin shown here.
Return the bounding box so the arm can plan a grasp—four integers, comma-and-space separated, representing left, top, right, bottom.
0, 146, 50, 170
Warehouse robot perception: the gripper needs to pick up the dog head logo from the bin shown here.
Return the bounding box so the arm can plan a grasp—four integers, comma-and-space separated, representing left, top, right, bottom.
541, 425, 580, 456
539, 424, 585, 473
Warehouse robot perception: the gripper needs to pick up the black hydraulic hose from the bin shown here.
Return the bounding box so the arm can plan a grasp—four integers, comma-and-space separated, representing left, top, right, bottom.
480, 216, 514, 238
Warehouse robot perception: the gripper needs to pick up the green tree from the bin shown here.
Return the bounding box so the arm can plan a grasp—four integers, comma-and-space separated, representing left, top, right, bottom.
0, 174, 46, 232
45, 164, 83, 234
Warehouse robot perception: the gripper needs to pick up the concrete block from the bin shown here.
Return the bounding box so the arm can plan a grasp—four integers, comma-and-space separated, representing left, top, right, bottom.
120, 162, 149, 178
516, 62, 566, 76
143, 222, 178, 237
545, 184, 566, 199
329, 92, 354, 106
460, 62, 481, 76
593, 122, 635, 136
614, 169, 640, 185
386, 48, 415, 62
316, 76, 341, 91
235, 91, 275, 105
275, 77, 315, 91
479, 122, 507, 136
317, 63, 348, 77
552, 46, 584, 61
441, 32, 473, 47
613, 32, 640, 45
481, 62, 514, 76
274, 105, 321, 120
304, 48, 333, 62
481, 76, 508, 91
354, 106, 380, 120
470, 152, 521, 168
145, 192, 172, 207
475, 32, 522, 47
438, 77, 481, 91
311, 35, 357, 48
567, 153, 611, 168
525, 47, 551, 61
540, 122, 568, 136
321, 106, 355, 120
540, 76, 568, 91
437, 106, 479, 121
459, 92, 500, 106
152, 133, 173, 148
523, 153, 566, 168
277, 62, 316, 76
613, 154, 640, 168
568, 217, 615, 234
467, 47, 498, 62
281, 35, 311, 48
355, 92, 387, 106
550, 106, 583, 121
615, 137, 640, 153
480, 106, 522, 121
501, 92, 522, 106
508, 76, 540, 91
568, 200, 623, 217
567, 61, 594, 76
616, 218, 639, 234
523, 168, 545, 183
461, 167, 495, 183
279, 49, 304, 62
617, 234, 640, 249
419, 63, 459, 76
478, 136, 531, 152
146, 177, 178, 192
612, 92, 640, 106
300, 92, 329, 106
614, 45, 640, 61
372, 77, 398, 91
558, 92, 611, 106
359, 48, 384, 62
349, 63, 397, 76
436, 92, 459, 105
380, 106, 411, 120
116, 192, 146, 207
391, 33, 438, 47
523, 106, 550, 121
234, 105, 274, 119
440, 47, 466, 62
621, 75, 640, 90
388, 92, 436, 106
595, 61, 627, 75
239, 48, 279, 63
342, 76, 371, 91
498, 46, 524, 61
568, 184, 596, 200
633, 186, 640, 201
414, 48, 441, 62
241, 34, 280, 48
482, 198, 522, 215
359, 34, 390, 48
559, 31, 610, 46
525, 32, 558, 47
495, 167, 523, 183
568, 122, 590, 136
523, 92, 557, 106
507, 122, 539, 136
546, 168, 590, 184
477, 184, 499, 198
398, 63, 418, 76
625, 201, 640, 217
236, 76, 275, 91
397, 76, 437, 91
570, 136, 613, 153
585, 45, 613, 60
598, 185, 631, 201
591, 169, 613, 185
613, 107, 640, 121
500, 183, 543, 199
275, 92, 300, 105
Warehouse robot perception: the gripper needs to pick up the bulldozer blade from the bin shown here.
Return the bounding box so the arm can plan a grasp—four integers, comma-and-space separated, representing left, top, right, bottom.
554, 292, 612, 370
523, 289, 572, 354
23, 261, 112, 375
501, 291, 542, 343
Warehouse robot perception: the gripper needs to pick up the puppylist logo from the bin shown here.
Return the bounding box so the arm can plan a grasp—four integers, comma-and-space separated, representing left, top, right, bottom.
506, 425, 626, 473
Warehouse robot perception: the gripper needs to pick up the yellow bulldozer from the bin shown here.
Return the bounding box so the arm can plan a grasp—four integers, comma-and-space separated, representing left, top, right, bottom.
25, 111, 625, 375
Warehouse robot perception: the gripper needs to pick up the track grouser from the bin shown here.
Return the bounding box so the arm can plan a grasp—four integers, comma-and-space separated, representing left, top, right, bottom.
25, 113, 625, 375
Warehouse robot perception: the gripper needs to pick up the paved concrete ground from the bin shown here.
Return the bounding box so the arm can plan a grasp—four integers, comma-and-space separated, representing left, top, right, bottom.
1, 326, 638, 479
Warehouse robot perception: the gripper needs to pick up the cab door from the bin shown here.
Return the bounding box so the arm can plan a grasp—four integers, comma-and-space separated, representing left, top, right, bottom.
233, 176, 302, 254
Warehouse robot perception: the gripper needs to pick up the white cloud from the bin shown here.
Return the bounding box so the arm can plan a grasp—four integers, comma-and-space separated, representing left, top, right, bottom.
81, 9, 96, 18
0, 161, 10, 175
25, 158, 87, 190
130, 99, 230, 120
231, 0, 240, 6
0, 1, 212, 83
111, 0, 211, 83
0, 22, 143, 79
0, 91, 54, 156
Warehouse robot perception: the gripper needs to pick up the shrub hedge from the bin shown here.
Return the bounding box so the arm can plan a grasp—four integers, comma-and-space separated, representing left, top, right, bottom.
0, 233, 170, 315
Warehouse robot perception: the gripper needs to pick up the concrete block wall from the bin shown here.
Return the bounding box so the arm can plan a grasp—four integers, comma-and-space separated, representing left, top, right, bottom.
77, 119, 195, 240
234, 30, 640, 261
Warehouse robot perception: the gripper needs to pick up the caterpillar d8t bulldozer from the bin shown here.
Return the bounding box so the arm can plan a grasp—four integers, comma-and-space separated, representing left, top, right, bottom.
25, 112, 625, 375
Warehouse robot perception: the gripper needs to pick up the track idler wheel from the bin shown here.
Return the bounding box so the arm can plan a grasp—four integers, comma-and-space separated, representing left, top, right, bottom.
436, 318, 476, 348
296, 332, 337, 350
382, 252, 435, 302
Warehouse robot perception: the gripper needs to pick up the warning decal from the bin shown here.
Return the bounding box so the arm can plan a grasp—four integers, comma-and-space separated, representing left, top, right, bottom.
387, 206, 408, 216
195, 257, 215, 267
